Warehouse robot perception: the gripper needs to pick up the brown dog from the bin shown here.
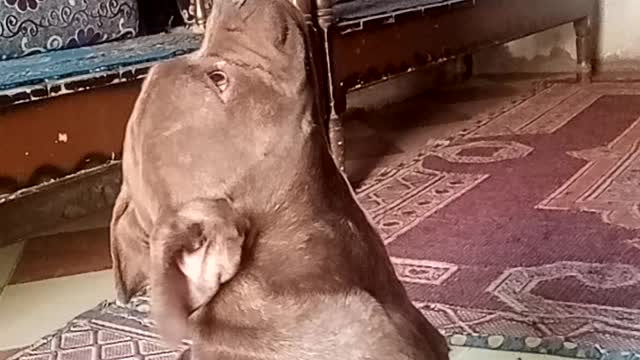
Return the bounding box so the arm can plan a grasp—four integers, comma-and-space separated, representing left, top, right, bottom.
110, 0, 450, 359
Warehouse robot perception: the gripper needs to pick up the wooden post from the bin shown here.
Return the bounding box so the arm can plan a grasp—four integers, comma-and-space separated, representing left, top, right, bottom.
194, 0, 207, 32
574, 16, 593, 84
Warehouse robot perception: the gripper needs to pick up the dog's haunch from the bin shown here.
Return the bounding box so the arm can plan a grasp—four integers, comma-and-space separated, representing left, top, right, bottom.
149, 198, 249, 345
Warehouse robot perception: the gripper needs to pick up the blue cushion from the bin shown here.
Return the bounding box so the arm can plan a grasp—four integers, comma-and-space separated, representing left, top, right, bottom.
0, 0, 139, 60
334, 0, 469, 22
0, 31, 202, 92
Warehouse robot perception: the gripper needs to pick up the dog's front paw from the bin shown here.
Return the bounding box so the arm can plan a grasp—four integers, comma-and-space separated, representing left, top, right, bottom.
150, 198, 250, 344
173, 198, 249, 298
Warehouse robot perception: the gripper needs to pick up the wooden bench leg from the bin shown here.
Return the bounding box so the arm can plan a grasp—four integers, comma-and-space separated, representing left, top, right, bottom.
574, 16, 593, 84
310, 0, 347, 174
329, 111, 345, 172
193, 0, 207, 33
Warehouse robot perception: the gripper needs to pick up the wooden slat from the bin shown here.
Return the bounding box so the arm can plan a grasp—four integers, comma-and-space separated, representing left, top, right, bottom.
0, 163, 122, 247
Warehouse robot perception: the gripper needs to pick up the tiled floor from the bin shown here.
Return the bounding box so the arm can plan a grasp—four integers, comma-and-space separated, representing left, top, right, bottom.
0, 75, 573, 359
0, 270, 114, 350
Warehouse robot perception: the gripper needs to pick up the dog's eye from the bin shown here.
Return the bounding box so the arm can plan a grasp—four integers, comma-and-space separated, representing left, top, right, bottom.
207, 71, 229, 91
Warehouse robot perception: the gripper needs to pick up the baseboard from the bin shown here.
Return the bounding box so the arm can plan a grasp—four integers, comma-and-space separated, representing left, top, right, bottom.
597, 59, 640, 73
352, 53, 640, 110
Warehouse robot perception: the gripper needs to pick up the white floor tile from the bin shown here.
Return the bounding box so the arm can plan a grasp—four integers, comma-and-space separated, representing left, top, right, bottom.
0, 270, 115, 350
451, 346, 571, 360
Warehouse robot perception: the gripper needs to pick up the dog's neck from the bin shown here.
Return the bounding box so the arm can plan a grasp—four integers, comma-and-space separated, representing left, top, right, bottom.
230, 117, 354, 235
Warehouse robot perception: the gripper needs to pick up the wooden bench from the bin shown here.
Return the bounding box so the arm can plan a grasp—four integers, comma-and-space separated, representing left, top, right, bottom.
0, 0, 597, 245
0, 31, 202, 246
286, 0, 598, 170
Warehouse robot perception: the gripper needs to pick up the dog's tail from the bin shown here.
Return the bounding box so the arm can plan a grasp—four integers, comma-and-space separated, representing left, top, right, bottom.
149, 198, 248, 345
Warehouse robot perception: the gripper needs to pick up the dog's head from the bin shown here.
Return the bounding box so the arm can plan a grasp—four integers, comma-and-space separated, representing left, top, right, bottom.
116, 0, 319, 342
124, 0, 316, 209
200, 0, 308, 85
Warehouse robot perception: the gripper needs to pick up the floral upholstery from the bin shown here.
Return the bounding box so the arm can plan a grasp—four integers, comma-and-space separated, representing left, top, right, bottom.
0, 0, 139, 60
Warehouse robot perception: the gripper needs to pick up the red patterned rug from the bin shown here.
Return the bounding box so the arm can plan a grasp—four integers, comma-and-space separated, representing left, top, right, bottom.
356, 81, 640, 352
7, 81, 640, 360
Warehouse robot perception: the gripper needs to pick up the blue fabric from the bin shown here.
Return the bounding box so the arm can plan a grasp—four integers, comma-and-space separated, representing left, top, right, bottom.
334, 0, 469, 22
0, 0, 139, 60
0, 31, 202, 91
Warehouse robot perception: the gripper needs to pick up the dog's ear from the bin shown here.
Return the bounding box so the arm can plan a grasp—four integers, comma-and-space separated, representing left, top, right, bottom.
149, 199, 248, 345
110, 187, 150, 305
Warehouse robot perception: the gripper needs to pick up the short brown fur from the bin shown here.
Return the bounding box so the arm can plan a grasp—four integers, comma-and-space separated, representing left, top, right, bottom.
110, 0, 449, 359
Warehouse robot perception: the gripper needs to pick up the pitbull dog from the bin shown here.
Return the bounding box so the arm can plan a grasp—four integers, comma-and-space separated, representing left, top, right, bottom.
110, 0, 450, 359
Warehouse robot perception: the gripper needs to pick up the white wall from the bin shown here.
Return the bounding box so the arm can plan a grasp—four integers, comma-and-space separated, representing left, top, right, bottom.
475, 0, 640, 74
